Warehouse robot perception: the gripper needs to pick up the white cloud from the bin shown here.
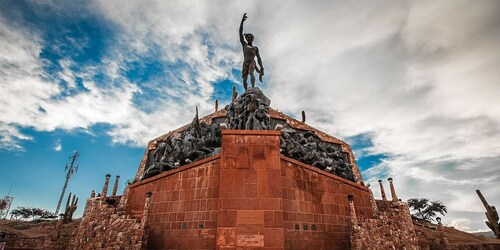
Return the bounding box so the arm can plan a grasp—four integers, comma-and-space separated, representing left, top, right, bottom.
0, 123, 33, 151
54, 140, 62, 151
0, 16, 58, 150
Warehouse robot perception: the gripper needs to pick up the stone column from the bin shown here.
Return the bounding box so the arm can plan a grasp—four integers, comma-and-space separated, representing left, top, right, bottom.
217, 130, 283, 248
117, 181, 131, 213
100, 174, 112, 202
347, 194, 362, 250
140, 191, 153, 250
347, 194, 357, 225
366, 184, 378, 216
111, 175, 120, 196
378, 179, 387, 201
388, 177, 398, 202
141, 191, 153, 229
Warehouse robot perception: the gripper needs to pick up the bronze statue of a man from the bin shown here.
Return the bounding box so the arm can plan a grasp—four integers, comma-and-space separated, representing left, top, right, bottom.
239, 13, 264, 90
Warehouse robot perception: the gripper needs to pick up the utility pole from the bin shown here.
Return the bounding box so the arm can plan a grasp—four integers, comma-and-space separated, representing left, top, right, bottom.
55, 151, 79, 215
0, 184, 14, 219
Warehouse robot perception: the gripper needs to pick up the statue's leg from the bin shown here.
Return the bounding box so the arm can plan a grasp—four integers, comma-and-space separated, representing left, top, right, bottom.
243, 75, 248, 90
242, 62, 249, 90
249, 63, 256, 88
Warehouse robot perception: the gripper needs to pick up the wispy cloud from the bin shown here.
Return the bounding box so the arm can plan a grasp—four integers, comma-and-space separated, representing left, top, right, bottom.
54, 140, 62, 151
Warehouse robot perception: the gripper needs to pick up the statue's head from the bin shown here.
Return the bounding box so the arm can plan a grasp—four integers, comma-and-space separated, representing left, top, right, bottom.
244, 33, 254, 43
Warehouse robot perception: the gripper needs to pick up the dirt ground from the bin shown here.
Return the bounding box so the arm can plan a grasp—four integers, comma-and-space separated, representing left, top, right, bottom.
414, 219, 500, 249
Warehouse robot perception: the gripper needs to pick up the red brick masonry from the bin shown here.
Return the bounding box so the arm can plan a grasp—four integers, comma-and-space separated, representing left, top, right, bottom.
127, 130, 373, 249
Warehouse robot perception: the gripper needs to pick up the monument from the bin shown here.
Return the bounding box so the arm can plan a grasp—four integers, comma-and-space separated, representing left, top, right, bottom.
60, 13, 420, 250
3, 11, 500, 250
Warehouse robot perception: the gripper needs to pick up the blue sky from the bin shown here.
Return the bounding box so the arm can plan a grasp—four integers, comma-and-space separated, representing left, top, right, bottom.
1, 0, 499, 232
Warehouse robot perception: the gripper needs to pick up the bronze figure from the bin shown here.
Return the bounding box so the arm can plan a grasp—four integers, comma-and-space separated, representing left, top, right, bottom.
239, 13, 264, 90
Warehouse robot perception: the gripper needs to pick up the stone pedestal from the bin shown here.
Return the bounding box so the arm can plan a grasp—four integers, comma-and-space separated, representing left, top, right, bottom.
216, 130, 283, 249
125, 130, 373, 249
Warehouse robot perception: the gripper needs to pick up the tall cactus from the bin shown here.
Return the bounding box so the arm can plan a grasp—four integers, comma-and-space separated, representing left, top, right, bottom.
63, 192, 78, 223
476, 190, 499, 238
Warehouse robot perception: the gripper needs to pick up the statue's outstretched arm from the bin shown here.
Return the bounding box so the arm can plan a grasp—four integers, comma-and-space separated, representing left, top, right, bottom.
239, 13, 247, 45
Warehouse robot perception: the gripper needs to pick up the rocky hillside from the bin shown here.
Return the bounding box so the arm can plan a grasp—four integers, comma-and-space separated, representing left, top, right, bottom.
414, 220, 500, 249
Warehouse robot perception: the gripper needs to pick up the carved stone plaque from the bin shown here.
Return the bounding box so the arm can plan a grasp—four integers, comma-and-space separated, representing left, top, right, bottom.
237, 235, 264, 247
236, 210, 265, 247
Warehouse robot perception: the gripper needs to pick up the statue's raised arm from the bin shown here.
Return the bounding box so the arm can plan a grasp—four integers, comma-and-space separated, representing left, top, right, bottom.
239, 13, 264, 90
239, 13, 247, 46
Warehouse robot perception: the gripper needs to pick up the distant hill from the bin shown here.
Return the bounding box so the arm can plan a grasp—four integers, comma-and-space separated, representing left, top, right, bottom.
473, 231, 496, 238
413, 220, 500, 249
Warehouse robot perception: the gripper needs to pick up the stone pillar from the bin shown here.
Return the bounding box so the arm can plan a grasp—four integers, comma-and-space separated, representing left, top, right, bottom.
366, 184, 378, 216
118, 181, 131, 213
347, 194, 357, 226
348, 194, 362, 250
217, 130, 283, 249
378, 179, 387, 201
140, 191, 153, 250
100, 174, 112, 202
111, 175, 120, 196
388, 177, 398, 202
141, 191, 153, 229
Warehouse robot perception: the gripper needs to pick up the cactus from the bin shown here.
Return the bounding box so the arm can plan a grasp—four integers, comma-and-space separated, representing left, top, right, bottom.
63, 192, 78, 223
476, 190, 500, 239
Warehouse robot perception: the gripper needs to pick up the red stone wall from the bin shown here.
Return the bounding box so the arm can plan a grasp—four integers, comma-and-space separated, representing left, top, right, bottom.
280, 157, 373, 249
126, 130, 373, 249
127, 156, 221, 249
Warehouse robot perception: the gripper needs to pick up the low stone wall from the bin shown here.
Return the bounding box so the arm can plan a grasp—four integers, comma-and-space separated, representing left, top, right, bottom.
68, 196, 146, 250
1, 220, 77, 250
350, 200, 419, 250
5, 234, 45, 249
